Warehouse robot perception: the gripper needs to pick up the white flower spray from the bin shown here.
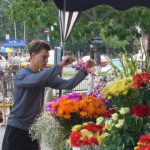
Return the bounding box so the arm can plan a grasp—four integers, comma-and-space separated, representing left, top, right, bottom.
29, 112, 68, 150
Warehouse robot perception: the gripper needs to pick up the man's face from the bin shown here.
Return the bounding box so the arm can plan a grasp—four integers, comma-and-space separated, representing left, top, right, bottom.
31, 49, 49, 69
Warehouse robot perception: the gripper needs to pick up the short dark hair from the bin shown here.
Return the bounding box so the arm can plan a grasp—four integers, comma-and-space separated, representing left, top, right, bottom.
28, 40, 50, 55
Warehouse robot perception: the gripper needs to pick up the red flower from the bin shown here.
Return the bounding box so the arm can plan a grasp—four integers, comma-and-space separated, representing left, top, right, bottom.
136, 145, 150, 150
133, 73, 142, 82
130, 104, 150, 118
70, 131, 82, 147
139, 134, 150, 145
102, 108, 116, 118
141, 73, 150, 84
133, 73, 150, 88
82, 122, 104, 133
83, 138, 98, 146
136, 134, 150, 150
133, 81, 142, 88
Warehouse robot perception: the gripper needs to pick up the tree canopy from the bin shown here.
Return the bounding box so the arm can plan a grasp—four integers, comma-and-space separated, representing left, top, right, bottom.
2, 0, 150, 54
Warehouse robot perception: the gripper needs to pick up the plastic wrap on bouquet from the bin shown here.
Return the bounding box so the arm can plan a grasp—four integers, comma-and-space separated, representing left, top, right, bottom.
73, 145, 100, 150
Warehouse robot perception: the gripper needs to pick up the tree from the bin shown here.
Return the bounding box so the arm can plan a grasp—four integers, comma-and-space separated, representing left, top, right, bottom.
5, 0, 59, 45
67, 6, 150, 56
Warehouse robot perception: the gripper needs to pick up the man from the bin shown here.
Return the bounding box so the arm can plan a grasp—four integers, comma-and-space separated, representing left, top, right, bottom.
2, 40, 95, 150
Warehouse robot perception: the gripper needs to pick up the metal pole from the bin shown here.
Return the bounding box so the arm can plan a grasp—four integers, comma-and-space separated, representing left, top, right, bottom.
23, 21, 25, 42
14, 21, 17, 39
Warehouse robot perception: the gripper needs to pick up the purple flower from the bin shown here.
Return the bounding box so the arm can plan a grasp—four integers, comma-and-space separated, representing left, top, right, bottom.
67, 93, 81, 101
47, 102, 54, 107
91, 76, 107, 98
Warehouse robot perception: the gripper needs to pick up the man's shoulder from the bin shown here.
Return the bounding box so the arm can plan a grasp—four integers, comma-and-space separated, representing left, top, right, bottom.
15, 68, 31, 79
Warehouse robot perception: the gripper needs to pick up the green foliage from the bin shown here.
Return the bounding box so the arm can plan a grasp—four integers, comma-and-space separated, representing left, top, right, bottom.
108, 52, 139, 78
4, 0, 60, 43
101, 34, 129, 50
6, 0, 58, 28
101, 7, 150, 39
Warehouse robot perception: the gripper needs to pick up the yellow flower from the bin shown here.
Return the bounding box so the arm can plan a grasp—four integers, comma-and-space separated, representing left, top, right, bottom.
122, 90, 128, 95
111, 113, 118, 121
119, 107, 130, 115
115, 119, 124, 128
82, 122, 89, 126
80, 129, 93, 139
96, 116, 104, 125
71, 125, 82, 132
101, 76, 133, 99
105, 123, 113, 131
97, 132, 109, 144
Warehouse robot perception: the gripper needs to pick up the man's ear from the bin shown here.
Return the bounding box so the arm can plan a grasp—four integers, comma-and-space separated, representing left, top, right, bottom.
30, 52, 36, 58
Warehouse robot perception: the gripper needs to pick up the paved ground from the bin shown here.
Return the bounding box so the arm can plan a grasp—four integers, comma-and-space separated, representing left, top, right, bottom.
0, 126, 50, 150
0, 126, 5, 149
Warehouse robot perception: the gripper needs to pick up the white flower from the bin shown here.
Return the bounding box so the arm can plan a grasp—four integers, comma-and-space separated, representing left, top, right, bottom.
119, 107, 130, 115
111, 113, 118, 121
115, 119, 124, 128
29, 113, 67, 150
96, 116, 104, 125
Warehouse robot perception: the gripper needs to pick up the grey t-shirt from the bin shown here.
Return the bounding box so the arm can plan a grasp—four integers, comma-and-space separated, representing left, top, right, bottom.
7, 64, 87, 130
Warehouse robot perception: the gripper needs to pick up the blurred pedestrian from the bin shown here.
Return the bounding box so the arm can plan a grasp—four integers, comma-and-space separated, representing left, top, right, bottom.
11, 53, 21, 75
0, 53, 6, 61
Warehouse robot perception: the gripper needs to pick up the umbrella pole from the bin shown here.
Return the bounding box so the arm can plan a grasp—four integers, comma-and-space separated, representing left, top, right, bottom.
58, 41, 65, 97
58, 0, 66, 97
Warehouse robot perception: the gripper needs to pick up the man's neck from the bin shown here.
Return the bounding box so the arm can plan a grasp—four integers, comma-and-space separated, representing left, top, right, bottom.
28, 63, 39, 72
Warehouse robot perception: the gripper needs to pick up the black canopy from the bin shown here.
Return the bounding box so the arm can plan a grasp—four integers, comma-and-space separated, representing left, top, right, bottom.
53, 0, 150, 11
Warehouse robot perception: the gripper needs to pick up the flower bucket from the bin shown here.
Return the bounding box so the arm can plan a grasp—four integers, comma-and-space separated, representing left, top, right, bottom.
73, 145, 100, 150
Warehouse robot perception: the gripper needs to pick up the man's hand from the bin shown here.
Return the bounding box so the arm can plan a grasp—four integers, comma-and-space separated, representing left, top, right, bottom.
84, 59, 96, 69
59, 56, 75, 68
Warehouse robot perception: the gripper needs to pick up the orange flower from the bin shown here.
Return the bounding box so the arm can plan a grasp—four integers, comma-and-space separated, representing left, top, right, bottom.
80, 111, 88, 117
50, 94, 107, 120
63, 113, 71, 119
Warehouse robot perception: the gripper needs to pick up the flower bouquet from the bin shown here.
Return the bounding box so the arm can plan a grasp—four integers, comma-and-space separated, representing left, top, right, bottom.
69, 122, 107, 150
93, 72, 150, 149
46, 93, 107, 130
101, 73, 150, 108
99, 104, 150, 150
